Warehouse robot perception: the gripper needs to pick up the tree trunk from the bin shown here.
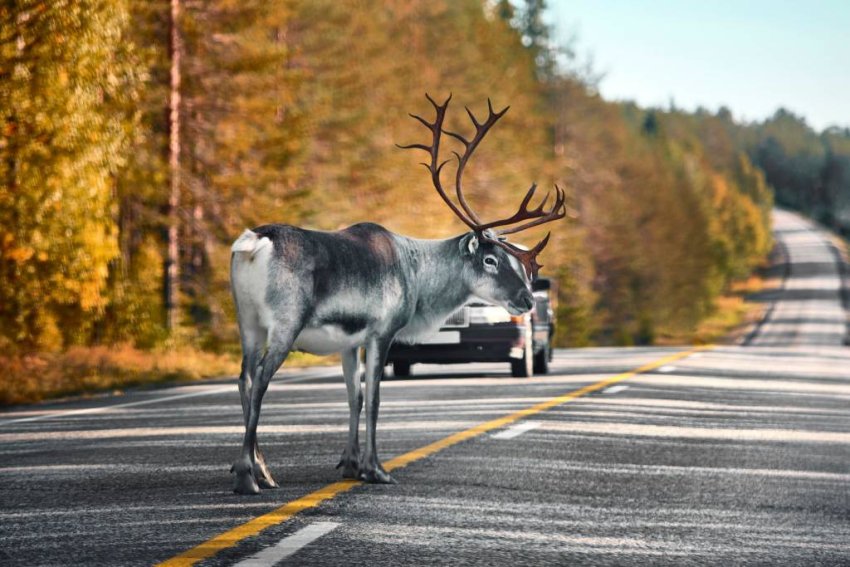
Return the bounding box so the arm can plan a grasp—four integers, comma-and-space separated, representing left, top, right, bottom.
165, 0, 181, 331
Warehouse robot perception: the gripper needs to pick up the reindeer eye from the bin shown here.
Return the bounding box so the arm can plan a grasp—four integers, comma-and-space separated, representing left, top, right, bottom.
484, 256, 498, 268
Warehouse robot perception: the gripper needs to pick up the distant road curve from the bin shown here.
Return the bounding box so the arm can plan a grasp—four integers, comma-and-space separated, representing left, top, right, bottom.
747, 208, 849, 347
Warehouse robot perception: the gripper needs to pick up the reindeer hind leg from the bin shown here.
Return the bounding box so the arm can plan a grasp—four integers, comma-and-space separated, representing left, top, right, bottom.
232, 323, 297, 494
234, 329, 278, 488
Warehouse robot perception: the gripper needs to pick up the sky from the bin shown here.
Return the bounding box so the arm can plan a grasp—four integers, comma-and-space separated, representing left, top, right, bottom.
547, 0, 850, 131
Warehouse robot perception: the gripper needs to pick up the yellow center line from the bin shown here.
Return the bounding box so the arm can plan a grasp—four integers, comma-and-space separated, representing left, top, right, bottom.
157, 345, 712, 566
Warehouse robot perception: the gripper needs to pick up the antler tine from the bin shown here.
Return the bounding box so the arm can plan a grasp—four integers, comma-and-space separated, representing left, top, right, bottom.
527, 231, 551, 256
425, 91, 445, 110
444, 129, 470, 147
408, 112, 433, 130
524, 231, 552, 277
398, 93, 451, 138
396, 143, 431, 152
517, 183, 539, 211
465, 106, 479, 129
434, 158, 452, 176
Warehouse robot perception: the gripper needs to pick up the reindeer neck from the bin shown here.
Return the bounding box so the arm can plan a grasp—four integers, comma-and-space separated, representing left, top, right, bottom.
395, 233, 472, 326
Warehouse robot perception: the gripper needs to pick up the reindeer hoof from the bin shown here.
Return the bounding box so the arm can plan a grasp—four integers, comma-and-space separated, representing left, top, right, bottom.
336, 454, 361, 479
254, 461, 279, 489
231, 461, 261, 495
256, 476, 279, 490
233, 472, 260, 495
360, 467, 397, 485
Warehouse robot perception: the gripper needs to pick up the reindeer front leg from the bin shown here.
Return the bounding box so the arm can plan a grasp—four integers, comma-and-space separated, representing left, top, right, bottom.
360, 337, 396, 484
336, 347, 362, 479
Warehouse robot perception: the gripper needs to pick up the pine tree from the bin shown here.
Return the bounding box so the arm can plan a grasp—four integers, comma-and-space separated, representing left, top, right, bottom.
111, 0, 306, 346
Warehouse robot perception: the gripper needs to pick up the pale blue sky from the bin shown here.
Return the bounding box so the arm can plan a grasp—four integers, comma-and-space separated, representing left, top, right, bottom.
548, 0, 849, 131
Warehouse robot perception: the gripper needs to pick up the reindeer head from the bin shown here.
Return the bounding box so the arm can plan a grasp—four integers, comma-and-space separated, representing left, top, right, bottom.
457, 230, 534, 314
399, 94, 568, 314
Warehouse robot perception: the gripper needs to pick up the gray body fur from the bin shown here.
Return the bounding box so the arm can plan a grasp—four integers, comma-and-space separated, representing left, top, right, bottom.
230, 222, 533, 492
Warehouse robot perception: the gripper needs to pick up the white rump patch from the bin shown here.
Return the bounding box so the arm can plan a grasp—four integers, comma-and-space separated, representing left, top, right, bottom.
231, 229, 272, 259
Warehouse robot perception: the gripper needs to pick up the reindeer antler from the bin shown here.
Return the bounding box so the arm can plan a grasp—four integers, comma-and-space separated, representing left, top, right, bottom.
397, 94, 477, 231
398, 93, 568, 278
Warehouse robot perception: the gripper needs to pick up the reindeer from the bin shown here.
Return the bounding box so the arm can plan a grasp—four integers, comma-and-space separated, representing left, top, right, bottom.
229, 94, 566, 494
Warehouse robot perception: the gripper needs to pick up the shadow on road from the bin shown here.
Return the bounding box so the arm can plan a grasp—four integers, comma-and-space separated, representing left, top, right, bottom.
383, 371, 507, 381
751, 288, 841, 302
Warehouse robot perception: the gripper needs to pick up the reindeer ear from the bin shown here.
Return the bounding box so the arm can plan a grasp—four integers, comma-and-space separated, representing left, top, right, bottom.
460, 233, 479, 255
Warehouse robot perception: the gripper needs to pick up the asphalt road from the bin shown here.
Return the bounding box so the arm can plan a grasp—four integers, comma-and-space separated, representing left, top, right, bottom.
748, 209, 848, 347
1, 209, 849, 566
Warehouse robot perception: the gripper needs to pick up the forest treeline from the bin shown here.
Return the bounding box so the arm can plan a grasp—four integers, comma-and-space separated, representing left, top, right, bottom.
1, 0, 790, 356
739, 110, 850, 232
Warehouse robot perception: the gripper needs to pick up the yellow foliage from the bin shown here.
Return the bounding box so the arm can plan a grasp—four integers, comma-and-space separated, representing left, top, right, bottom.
0, 0, 136, 350
6, 246, 34, 262
0, 0, 778, 369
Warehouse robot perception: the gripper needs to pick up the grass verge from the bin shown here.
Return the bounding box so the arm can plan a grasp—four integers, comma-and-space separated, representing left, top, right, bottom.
656, 275, 768, 346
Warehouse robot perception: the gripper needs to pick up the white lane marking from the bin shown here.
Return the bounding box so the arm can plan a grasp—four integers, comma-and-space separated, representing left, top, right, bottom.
634, 374, 850, 396
492, 421, 541, 440
657, 365, 676, 373
602, 385, 630, 395
0, 421, 479, 442
0, 386, 234, 426
235, 522, 340, 566
540, 421, 850, 443
0, 371, 343, 427
0, 373, 640, 426
574, 396, 845, 415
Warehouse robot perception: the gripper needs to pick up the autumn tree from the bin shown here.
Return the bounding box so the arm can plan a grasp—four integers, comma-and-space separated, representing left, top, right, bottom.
0, 0, 142, 350
0, 0, 783, 355
105, 0, 306, 347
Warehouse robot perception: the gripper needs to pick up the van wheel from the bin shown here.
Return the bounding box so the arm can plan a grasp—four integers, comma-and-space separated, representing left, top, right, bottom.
392, 361, 411, 378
